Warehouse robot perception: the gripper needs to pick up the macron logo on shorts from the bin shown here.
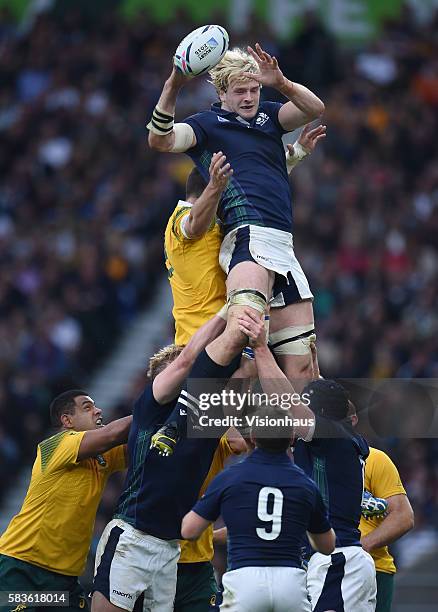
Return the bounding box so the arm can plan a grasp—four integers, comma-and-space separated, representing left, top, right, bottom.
112, 589, 133, 599
256, 253, 272, 264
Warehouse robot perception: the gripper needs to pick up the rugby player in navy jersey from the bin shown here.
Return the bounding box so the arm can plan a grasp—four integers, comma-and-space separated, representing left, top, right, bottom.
148, 43, 325, 385
181, 419, 335, 612
150, 121, 326, 458
238, 310, 377, 612
92, 308, 253, 612
91, 313, 243, 612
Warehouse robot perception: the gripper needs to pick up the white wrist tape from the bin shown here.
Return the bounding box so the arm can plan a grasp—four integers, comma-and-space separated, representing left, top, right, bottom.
147, 104, 174, 135
286, 141, 309, 172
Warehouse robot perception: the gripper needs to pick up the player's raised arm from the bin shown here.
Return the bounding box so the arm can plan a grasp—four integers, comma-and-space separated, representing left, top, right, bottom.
153, 308, 228, 404
77, 415, 132, 460
244, 43, 325, 132
147, 67, 197, 153
237, 309, 315, 440
183, 152, 233, 239
286, 123, 326, 173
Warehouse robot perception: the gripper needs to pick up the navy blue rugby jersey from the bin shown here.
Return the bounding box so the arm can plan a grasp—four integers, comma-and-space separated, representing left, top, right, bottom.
193, 448, 330, 570
184, 102, 292, 235
293, 416, 369, 549
114, 384, 219, 540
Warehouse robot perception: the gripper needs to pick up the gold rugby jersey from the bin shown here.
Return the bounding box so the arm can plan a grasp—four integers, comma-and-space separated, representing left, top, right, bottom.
360, 447, 406, 574
0, 430, 126, 576
164, 200, 226, 345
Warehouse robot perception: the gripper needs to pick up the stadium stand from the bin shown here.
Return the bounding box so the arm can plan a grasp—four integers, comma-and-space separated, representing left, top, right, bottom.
0, 2, 437, 607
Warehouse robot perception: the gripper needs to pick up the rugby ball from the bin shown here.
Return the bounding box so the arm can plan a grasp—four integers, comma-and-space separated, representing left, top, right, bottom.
174, 25, 229, 77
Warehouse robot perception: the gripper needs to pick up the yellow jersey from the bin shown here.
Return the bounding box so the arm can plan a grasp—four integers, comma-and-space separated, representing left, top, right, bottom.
0, 430, 126, 576
360, 447, 406, 574
164, 200, 226, 345
165, 200, 234, 562
179, 435, 234, 563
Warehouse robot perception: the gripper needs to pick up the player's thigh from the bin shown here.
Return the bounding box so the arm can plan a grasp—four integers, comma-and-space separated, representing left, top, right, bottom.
225, 262, 272, 345
221, 568, 270, 612
226, 261, 274, 299
270, 300, 314, 333
174, 562, 219, 612
91, 591, 122, 612
207, 262, 272, 363
375, 571, 394, 612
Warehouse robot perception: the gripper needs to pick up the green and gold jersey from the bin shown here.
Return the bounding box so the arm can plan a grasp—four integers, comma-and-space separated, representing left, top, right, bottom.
360, 447, 407, 574
0, 430, 126, 576
164, 200, 226, 345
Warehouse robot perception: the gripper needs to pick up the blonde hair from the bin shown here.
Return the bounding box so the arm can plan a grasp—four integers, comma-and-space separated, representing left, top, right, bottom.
147, 344, 184, 380
209, 48, 259, 93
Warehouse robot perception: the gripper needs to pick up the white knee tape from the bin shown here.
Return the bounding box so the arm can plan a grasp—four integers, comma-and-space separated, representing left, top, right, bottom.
269, 324, 316, 356
227, 289, 267, 314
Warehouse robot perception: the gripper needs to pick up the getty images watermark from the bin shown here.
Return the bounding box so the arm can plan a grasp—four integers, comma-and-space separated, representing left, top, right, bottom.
198, 389, 309, 412
185, 378, 438, 439
186, 388, 315, 437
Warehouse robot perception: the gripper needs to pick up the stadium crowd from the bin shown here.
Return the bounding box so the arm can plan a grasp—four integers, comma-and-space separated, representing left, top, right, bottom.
0, 0, 437, 577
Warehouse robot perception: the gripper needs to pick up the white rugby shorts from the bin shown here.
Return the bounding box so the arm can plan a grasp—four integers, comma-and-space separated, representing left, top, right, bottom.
307, 546, 376, 612
93, 518, 180, 612
219, 225, 313, 306
220, 566, 311, 611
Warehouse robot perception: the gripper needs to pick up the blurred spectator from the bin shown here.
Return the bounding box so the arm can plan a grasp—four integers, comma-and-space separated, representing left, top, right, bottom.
0, 7, 185, 484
